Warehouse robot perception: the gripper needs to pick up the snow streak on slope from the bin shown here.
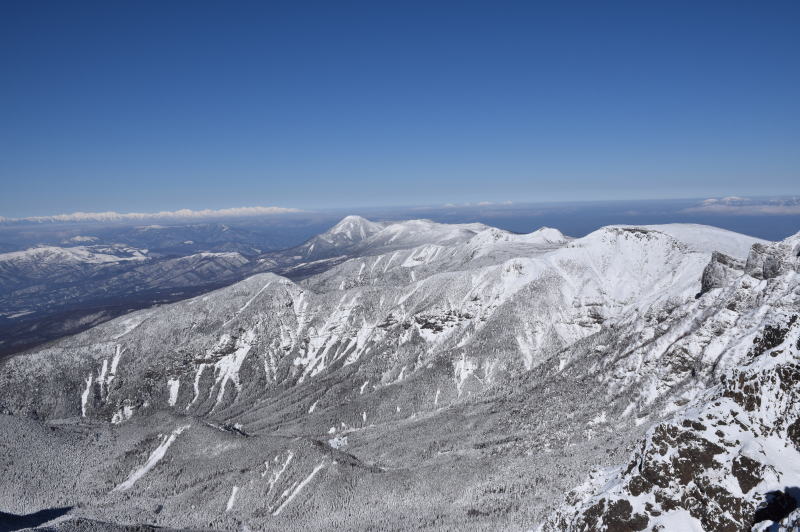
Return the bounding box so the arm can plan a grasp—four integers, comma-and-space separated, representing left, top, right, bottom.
271, 462, 326, 516
225, 486, 239, 512
112, 425, 190, 492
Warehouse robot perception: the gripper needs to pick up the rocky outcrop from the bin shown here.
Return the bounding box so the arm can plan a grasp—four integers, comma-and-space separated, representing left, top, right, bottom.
744, 242, 796, 280
544, 328, 800, 531
543, 236, 800, 532
699, 251, 744, 295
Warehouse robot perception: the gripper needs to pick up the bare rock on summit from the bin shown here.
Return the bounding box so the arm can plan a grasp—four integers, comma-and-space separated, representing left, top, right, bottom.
700, 251, 744, 294
745, 241, 794, 280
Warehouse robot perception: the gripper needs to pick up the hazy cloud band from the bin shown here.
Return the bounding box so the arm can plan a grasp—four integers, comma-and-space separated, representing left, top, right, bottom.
0, 206, 302, 224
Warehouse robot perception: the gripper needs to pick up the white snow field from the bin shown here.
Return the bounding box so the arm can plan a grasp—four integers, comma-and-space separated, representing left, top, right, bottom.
0, 216, 798, 531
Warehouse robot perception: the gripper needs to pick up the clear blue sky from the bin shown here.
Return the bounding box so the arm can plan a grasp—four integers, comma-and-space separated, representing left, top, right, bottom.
1, 1, 798, 217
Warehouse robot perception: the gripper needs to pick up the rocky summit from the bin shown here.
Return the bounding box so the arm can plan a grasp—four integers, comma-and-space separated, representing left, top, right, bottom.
1, 217, 798, 531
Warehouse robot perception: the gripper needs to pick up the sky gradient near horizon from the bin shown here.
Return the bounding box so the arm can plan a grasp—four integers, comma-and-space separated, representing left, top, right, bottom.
2, 1, 799, 217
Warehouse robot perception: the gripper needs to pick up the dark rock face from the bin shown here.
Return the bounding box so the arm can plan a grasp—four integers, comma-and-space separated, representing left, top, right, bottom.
754, 490, 799, 526
573, 498, 649, 531
636, 424, 749, 531
602, 499, 649, 532
749, 315, 798, 359
788, 418, 800, 450
732, 455, 763, 494
544, 320, 800, 532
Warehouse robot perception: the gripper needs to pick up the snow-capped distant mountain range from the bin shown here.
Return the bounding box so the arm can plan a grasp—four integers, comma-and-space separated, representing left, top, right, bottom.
0, 216, 798, 531
0, 216, 561, 356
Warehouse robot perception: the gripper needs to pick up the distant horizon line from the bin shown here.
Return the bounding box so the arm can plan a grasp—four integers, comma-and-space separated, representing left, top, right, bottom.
2, 195, 799, 225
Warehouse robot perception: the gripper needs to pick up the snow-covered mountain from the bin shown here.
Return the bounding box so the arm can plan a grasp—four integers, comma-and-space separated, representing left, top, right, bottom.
0, 244, 148, 290
0, 216, 511, 356
265, 215, 500, 278
0, 244, 256, 356
0, 216, 797, 531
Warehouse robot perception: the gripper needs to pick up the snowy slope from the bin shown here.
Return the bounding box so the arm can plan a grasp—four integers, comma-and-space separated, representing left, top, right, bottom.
542, 232, 800, 531
3, 223, 756, 419
0, 244, 149, 292
625, 223, 767, 259
0, 217, 791, 531
265, 216, 495, 277
0, 245, 256, 355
